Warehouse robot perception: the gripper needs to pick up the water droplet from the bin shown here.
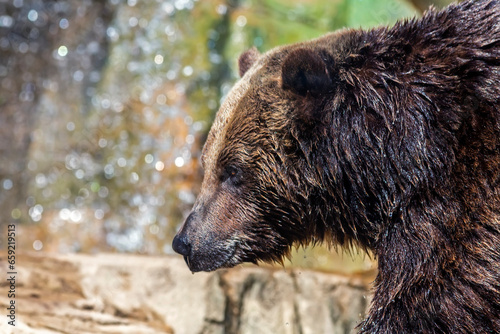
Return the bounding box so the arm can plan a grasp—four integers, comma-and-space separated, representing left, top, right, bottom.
104, 164, 114, 177
73, 70, 84, 82
59, 18, 69, 29
18, 42, 29, 54
162, 3, 175, 15
75, 169, 85, 179
87, 41, 99, 54
154, 54, 164, 65
70, 210, 82, 223
193, 121, 204, 132
26, 196, 36, 207
13, 0, 23, 8
0, 15, 13, 28
140, 90, 152, 104
216, 4, 227, 15
106, 27, 119, 42
166, 70, 177, 80
33, 240, 43, 251
149, 224, 159, 235
95, 209, 104, 220
156, 94, 167, 105
98, 138, 108, 148
101, 98, 111, 109
29, 204, 43, 222
174, 157, 184, 167
155, 161, 165, 171
182, 66, 193, 77
145, 154, 154, 164
236, 15, 247, 27
174, 0, 189, 10
98, 186, 109, 198
65, 154, 79, 170
11, 209, 21, 220
112, 101, 123, 112
58, 45, 68, 57
117, 157, 127, 167
3, 179, 13, 190
130, 172, 139, 183
27, 9, 38, 22
128, 16, 138, 27
66, 121, 75, 131
59, 208, 71, 220
35, 173, 47, 187
90, 182, 100, 193
178, 190, 195, 203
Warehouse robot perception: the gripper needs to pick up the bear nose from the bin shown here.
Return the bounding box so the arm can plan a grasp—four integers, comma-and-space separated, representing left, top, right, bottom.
172, 212, 197, 257
172, 234, 191, 257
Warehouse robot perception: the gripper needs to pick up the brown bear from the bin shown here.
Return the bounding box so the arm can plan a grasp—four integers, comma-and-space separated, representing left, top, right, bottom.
172, 0, 500, 332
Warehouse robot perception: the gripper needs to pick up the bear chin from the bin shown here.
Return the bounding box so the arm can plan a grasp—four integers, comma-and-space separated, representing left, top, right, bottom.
183, 247, 239, 273
174, 232, 248, 272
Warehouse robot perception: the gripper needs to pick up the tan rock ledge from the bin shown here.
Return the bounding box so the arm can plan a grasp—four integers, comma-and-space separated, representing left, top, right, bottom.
0, 253, 374, 334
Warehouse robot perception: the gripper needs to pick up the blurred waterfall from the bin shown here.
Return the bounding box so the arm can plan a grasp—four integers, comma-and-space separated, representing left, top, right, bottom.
1, 0, 449, 273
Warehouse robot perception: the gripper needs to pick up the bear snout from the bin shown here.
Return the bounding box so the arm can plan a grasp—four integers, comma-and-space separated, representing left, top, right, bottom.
172, 211, 239, 272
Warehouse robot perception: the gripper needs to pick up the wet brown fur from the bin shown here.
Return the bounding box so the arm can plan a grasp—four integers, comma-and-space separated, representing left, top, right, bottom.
173, 0, 500, 332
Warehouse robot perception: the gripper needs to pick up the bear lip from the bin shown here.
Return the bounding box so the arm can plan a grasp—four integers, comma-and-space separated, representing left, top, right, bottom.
186, 240, 240, 272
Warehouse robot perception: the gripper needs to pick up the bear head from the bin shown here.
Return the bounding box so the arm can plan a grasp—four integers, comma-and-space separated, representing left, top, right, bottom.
172, 30, 459, 272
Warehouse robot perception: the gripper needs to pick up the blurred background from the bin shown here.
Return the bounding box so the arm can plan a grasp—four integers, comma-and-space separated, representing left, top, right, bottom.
0, 0, 454, 273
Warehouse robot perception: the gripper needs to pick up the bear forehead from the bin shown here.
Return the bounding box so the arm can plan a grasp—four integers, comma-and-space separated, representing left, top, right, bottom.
201, 59, 268, 171
199, 30, 348, 173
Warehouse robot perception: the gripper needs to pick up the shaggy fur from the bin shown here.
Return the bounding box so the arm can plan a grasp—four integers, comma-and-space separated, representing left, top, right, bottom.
173, 0, 500, 332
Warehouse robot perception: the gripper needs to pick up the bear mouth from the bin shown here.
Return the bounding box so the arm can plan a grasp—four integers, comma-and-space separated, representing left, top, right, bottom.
184, 241, 240, 272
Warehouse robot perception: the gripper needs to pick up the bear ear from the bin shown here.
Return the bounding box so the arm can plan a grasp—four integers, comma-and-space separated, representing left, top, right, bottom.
238, 47, 261, 77
281, 48, 332, 97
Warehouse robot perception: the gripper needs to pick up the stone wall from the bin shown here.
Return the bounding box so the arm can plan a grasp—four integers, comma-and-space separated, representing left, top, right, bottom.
0, 253, 374, 334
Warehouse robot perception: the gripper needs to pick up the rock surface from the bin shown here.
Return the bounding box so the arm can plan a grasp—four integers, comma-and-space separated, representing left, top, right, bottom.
0, 253, 374, 334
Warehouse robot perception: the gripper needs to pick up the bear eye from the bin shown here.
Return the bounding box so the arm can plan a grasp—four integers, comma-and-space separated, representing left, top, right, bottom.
222, 165, 243, 186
